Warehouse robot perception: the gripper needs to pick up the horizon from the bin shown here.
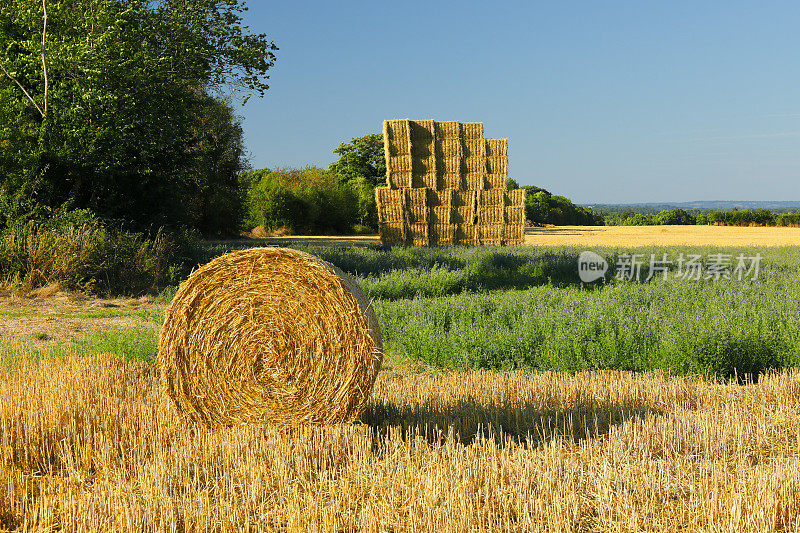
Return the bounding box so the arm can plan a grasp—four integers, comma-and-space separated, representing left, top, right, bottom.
235, 1, 800, 204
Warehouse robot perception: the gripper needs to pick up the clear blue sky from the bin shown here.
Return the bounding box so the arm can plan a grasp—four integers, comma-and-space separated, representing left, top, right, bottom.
235, 1, 800, 204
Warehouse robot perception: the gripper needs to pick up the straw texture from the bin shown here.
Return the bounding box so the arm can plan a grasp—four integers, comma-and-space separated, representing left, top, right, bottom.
457, 224, 480, 246
487, 156, 508, 176
486, 173, 507, 190
384, 120, 411, 154
440, 172, 462, 190
479, 189, 506, 206
409, 119, 436, 142
481, 224, 505, 246
460, 122, 484, 139
408, 223, 429, 246
379, 222, 407, 244
463, 173, 485, 191
484, 138, 508, 157
505, 206, 526, 225
387, 171, 411, 189
159, 247, 384, 429
386, 154, 413, 173
506, 189, 526, 206
435, 138, 463, 157
504, 224, 525, 245
382, 119, 523, 247
430, 223, 455, 245
405, 188, 428, 223
478, 206, 505, 225
434, 121, 460, 138
430, 206, 452, 225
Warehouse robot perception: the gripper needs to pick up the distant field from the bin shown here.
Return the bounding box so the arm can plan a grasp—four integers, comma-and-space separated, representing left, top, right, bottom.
523, 225, 800, 247
251, 225, 800, 248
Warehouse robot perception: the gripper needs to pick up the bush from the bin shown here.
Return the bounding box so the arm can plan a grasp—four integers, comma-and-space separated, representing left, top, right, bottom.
243, 167, 359, 234
0, 212, 186, 294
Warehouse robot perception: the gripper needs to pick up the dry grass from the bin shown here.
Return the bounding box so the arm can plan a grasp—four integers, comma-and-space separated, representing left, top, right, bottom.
2, 354, 800, 531
0, 291, 161, 346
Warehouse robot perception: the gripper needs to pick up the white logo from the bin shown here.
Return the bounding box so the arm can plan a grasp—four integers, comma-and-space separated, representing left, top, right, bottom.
578, 251, 608, 283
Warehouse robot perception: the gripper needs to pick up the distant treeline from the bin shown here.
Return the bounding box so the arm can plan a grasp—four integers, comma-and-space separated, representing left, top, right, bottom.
603, 208, 800, 227
522, 186, 604, 226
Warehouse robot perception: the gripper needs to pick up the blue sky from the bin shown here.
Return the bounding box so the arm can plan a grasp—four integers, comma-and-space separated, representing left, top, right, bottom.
235, 1, 800, 204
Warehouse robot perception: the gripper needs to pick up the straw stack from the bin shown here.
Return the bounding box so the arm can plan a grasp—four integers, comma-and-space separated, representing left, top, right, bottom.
384, 120, 412, 189
159, 247, 384, 428
430, 224, 455, 246
405, 187, 427, 224
410, 120, 437, 189
378, 119, 527, 246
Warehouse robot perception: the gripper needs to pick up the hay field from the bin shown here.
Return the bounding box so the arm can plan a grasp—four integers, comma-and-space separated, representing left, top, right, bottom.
2, 353, 800, 532
247, 225, 800, 248
523, 225, 800, 247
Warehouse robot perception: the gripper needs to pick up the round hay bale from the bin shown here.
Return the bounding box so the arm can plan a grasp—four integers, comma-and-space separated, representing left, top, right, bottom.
159, 247, 383, 428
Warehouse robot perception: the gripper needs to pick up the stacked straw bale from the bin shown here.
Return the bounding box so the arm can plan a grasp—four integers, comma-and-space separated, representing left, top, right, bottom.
377, 119, 526, 246
159, 247, 383, 428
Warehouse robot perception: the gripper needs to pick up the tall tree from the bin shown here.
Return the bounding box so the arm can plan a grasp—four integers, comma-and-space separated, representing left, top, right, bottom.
328, 133, 385, 228
0, 0, 277, 233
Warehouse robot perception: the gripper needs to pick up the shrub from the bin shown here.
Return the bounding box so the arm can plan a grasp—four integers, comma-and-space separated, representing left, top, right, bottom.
0, 212, 185, 294
243, 167, 359, 233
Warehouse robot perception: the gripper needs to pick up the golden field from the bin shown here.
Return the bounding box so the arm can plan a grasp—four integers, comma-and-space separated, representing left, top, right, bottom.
254, 225, 800, 248
1, 353, 800, 532
522, 225, 800, 247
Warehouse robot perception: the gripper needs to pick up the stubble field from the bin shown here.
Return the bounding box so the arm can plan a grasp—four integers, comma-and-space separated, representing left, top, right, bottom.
2, 226, 800, 531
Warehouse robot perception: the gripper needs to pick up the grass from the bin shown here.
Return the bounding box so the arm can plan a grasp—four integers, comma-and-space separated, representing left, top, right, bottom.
375, 270, 800, 379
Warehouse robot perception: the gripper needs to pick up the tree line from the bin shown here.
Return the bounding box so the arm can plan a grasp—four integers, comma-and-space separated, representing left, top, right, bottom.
603, 208, 800, 227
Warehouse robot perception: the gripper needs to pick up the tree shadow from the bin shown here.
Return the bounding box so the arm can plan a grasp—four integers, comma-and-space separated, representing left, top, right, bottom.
361, 396, 660, 448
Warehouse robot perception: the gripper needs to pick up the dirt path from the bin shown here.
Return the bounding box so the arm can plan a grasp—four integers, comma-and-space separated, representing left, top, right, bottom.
0, 288, 163, 346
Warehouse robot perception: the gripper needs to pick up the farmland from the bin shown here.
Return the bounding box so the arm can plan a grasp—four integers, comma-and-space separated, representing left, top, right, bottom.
1, 229, 800, 531
256, 224, 800, 248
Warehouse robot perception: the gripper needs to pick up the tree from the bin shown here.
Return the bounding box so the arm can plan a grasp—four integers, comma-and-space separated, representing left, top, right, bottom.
507, 178, 520, 190
329, 134, 386, 187
328, 133, 385, 228
520, 185, 603, 226
183, 94, 249, 236
653, 208, 696, 226
243, 167, 358, 234
0, 0, 277, 233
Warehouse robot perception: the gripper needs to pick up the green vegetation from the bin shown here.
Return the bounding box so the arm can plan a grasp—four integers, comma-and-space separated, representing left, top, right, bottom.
603, 207, 800, 226
1, 0, 277, 235
328, 133, 386, 229
0, 209, 189, 293
360, 247, 799, 380
190, 242, 800, 380
1, 241, 797, 381
375, 272, 798, 380
242, 167, 359, 234
523, 186, 605, 226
